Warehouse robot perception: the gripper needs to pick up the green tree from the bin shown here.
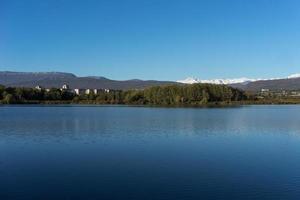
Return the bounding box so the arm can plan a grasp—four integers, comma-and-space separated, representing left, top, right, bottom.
3, 94, 16, 104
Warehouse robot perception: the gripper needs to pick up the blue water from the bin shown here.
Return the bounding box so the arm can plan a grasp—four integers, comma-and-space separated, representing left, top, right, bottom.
1, 105, 300, 200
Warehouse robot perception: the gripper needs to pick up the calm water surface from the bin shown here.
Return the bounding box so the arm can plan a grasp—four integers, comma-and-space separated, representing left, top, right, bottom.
1, 105, 300, 199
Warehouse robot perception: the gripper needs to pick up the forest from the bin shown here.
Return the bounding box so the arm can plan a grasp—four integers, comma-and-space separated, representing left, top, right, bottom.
0, 84, 248, 105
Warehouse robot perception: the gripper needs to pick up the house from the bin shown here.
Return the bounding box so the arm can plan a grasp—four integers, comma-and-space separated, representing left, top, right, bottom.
61, 84, 70, 90
85, 89, 91, 95
74, 88, 112, 95
35, 85, 42, 90
291, 91, 300, 97
261, 88, 269, 93
74, 89, 84, 95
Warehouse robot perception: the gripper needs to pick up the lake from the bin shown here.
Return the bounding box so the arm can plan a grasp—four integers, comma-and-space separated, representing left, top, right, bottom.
1, 105, 300, 199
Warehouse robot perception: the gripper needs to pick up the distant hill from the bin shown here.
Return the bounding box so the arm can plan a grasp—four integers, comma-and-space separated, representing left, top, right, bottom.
177, 75, 300, 92
0, 71, 178, 90
231, 78, 300, 91
2, 71, 300, 92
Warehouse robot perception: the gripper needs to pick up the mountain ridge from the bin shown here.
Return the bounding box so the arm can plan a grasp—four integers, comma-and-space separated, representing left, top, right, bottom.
0, 71, 178, 90
1, 71, 300, 91
177, 74, 300, 91
177, 73, 300, 85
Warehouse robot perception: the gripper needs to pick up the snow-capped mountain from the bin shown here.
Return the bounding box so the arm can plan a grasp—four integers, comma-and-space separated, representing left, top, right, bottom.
288, 74, 300, 79
177, 77, 202, 84
177, 73, 300, 85
177, 77, 257, 85
177, 77, 258, 85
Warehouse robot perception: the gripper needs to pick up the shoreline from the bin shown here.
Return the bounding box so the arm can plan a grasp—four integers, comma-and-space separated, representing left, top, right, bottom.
1, 100, 300, 107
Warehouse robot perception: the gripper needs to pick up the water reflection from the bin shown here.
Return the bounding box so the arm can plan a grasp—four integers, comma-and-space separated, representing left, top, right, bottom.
1, 105, 300, 139
2, 106, 300, 199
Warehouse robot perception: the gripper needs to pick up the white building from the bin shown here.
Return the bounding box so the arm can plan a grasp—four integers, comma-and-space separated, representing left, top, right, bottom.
61, 84, 70, 90
85, 89, 91, 95
35, 85, 42, 90
85, 89, 100, 95
291, 91, 300, 97
74, 89, 84, 95
74, 88, 111, 95
261, 88, 269, 93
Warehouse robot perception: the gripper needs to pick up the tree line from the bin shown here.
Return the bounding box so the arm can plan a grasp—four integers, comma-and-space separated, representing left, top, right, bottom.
0, 85, 75, 104
0, 84, 248, 105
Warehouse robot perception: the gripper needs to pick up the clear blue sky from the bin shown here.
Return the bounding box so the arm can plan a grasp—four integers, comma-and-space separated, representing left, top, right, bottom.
1, 0, 300, 80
